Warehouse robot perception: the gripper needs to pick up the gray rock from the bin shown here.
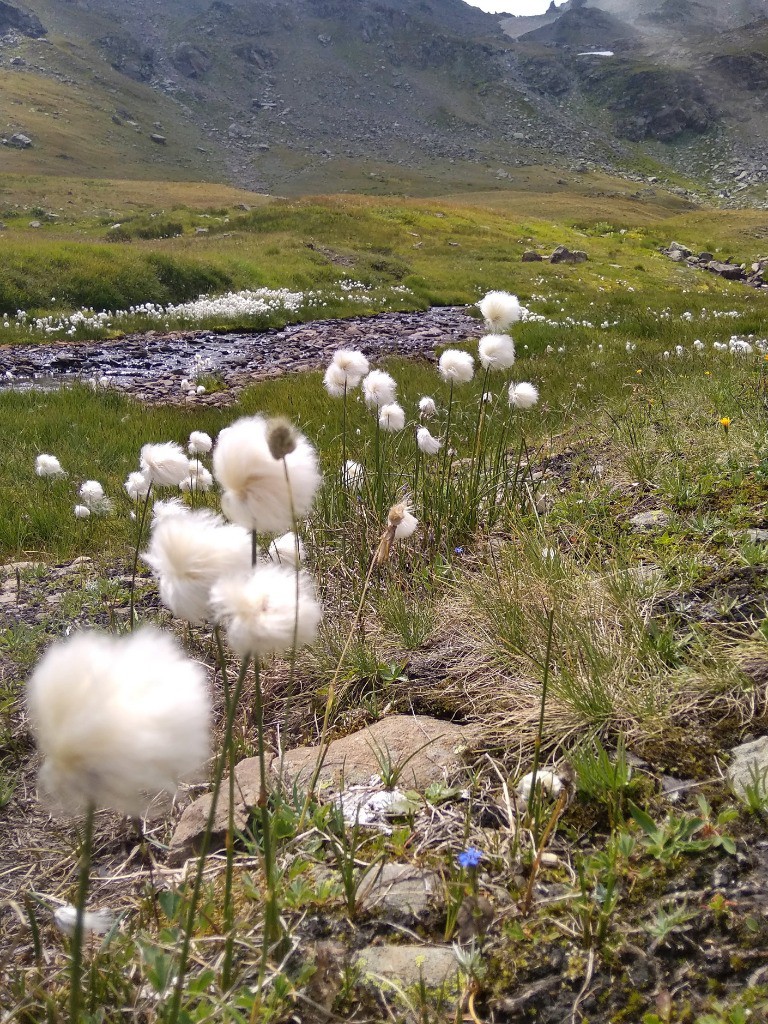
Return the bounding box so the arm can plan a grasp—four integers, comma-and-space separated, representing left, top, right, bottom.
550, 245, 588, 264
273, 715, 476, 793
358, 862, 440, 919
150, 133, 166, 145
743, 528, 768, 544
630, 510, 670, 530
522, 250, 543, 262
167, 754, 273, 865
728, 736, 768, 802
355, 943, 459, 988
707, 261, 743, 280
28, 220, 41, 228
669, 241, 692, 257
9, 133, 32, 148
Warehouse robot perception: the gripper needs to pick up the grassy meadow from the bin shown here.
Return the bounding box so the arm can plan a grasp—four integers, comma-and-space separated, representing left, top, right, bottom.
2, 172, 768, 1023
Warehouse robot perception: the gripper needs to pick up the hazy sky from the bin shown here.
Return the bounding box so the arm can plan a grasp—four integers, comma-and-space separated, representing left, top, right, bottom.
464, 0, 567, 14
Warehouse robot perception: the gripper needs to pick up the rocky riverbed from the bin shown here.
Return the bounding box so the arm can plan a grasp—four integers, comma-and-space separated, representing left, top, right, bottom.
0, 306, 480, 405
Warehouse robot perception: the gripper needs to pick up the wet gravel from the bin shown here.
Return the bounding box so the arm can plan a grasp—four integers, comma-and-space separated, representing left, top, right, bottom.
0, 306, 480, 405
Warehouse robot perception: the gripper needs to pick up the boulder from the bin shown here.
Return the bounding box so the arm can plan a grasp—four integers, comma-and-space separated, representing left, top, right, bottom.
728, 736, 768, 802
150, 133, 166, 145
357, 862, 440, 919
522, 250, 543, 262
9, 133, 32, 148
355, 943, 459, 988
707, 261, 743, 280
167, 755, 273, 866
549, 245, 588, 264
273, 715, 476, 793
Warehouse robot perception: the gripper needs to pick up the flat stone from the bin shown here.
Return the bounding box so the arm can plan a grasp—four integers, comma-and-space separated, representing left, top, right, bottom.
743, 528, 768, 544
358, 862, 440, 919
167, 755, 273, 866
630, 510, 670, 530
728, 736, 768, 802
273, 715, 476, 794
355, 943, 459, 988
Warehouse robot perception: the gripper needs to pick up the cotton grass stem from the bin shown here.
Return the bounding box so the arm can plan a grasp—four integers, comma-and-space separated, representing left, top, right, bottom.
69, 801, 96, 1024
168, 656, 251, 1024
253, 657, 282, 956
129, 484, 153, 631
527, 608, 556, 841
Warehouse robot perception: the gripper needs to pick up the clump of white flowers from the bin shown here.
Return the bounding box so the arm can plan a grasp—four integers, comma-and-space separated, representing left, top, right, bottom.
188, 431, 213, 456
416, 426, 441, 455
478, 290, 522, 333
438, 349, 474, 384
362, 369, 397, 409
140, 442, 189, 487
378, 402, 406, 432
478, 333, 515, 371
508, 382, 539, 409
35, 454, 66, 478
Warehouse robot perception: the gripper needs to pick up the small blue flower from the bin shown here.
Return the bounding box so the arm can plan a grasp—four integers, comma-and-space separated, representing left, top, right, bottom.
454, 546, 464, 555
457, 847, 482, 870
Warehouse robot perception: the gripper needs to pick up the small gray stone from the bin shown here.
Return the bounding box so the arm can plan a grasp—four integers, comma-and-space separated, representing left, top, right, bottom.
355, 943, 459, 988
743, 528, 768, 544
630, 510, 670, 530
728, 736, 768, 802
522, 250, 543, 262
668, 241, 692, 257
358, 862, 440, 919
150, 133, 166, 145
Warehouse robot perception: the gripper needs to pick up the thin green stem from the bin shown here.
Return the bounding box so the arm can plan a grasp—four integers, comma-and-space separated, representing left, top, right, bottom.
69, 802, 95, 1024
167, 656, 251, 1024
253, 658, 281, 952
527, 608, 556, 842
129, 484, 153, 632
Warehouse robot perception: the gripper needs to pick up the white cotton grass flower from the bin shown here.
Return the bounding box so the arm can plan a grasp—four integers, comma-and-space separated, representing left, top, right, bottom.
508, 382, 539, 409
143, 509, 251, 624
125, 470, 150, 502
362, 369, 397, 409
478, 333, 516, 371
35, 454, 65, 478
331, 348, 369, 387
418, 396, 437, 419
140, 442, 189, 487
438, 349, 474, 384
378, 402, 406, 432
416, 426, 442, 455
213, 415, 321, 535
478, 290, 522, 332
179, 461, 214, 493
54, 905, 115, 939
188, 431, 213, 456
390, 500, 418, 540
517, 770, 563, 803
151, 497, 187, 526
342, 459, 364, 487
79, 480, 108, 511
74, 505, 91, 520
267, 531, 305, 568
26, 627, 211, 815
323, 362, 348, 398
210, 565, 322, 659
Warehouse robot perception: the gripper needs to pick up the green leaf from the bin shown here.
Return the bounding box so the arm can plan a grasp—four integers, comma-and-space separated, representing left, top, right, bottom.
628, 801, 659, 837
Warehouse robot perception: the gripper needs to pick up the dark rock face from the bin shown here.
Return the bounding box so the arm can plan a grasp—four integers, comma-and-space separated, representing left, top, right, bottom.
605, 70, 713, 142
172, 42, 212, 78
99, 35, 155, 83
710, 52, 768, 92
0, 1, 45, 38
519, 6, 640, 52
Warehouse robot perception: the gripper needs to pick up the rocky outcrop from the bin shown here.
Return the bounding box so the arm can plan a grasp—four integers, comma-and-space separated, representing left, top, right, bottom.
0, 1, 45, 38
661, 242, 768, 289
172, 43, 212, 79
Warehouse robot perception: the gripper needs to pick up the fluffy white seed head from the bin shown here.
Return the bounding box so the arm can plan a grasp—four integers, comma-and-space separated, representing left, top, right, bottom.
331, 349, 369, 387
188, 431, 213, 456
54, 905, 115, 938
213, 416, 321, 534
517, 770, 563, 803
152, 497, 187, 526
388, 501, 418, 540
35, 454, 65, 478
210, 566, 322, 658
323, 362, 348, 398
73, 505, 91, 519
179, 461, 214, 493
378, 402, 406, 432
479, 333, 516, 371
125, 470, 150, 501
143, 510, 251, 624
418, 396, 437, 419
140, 442, 189, 487
416, 426, 442, 455
362, 369, 397, 409
79, 480, 105, 508
478, 290, 522, 332
26, 628, 211, 814
508, 382, 539, 409
438, 349, 474, 384
343, 460, 364, 487
267, 531, 305, 568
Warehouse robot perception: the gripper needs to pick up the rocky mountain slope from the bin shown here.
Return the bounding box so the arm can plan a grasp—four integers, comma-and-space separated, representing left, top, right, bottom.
1, 0, 768, 195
